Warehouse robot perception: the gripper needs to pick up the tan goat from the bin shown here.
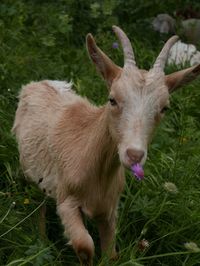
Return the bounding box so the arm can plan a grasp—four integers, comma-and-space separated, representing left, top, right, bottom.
12, 26, 200, 265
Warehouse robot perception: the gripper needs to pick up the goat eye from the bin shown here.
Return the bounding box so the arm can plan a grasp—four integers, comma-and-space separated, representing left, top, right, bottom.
161, 106, 169, 113
109, 97, 117, 106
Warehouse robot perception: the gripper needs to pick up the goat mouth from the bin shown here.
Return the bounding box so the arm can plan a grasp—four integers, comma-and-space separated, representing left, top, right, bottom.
122, 159, 144, 169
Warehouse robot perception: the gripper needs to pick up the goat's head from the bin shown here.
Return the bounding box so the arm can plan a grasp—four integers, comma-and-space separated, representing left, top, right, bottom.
87, 26, 200, 169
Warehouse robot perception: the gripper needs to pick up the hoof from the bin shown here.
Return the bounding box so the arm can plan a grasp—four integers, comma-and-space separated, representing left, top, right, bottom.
71, 232, 94, 266
78, 251, 93, 266
110, 252, 119, 261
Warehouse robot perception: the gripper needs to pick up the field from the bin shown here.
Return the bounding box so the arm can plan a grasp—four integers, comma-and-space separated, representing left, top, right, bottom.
0, 1, 200, 265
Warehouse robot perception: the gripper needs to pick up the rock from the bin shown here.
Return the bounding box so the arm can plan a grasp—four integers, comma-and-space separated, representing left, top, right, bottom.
168, 40, 200, 66
152, 14, 175, 34
153, 14, 200, 44
181, 19, 200, 44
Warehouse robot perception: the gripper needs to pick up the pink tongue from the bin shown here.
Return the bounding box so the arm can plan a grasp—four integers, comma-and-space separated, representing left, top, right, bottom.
131, 163, 144, 180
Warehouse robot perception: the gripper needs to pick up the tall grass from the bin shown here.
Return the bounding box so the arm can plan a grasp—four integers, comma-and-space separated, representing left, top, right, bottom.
0, 1, 200, 265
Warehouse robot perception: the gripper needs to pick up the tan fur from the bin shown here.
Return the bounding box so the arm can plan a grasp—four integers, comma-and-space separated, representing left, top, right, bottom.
12, 27, 200, 265
13, 80, 123, 265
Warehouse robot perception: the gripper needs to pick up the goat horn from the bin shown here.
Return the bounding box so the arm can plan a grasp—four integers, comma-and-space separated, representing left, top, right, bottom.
153, 35, 179, 72
112, 25, 136, 67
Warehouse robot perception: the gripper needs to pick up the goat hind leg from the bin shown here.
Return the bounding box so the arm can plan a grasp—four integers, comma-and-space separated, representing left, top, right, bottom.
39, 203, 47, 240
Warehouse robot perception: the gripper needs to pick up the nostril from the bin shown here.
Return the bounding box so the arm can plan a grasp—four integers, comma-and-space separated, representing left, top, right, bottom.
126, 148, 144, 163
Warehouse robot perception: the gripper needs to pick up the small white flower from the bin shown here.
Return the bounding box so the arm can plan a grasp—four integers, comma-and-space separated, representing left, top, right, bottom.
184, 242, 200, 253
12, 201, 16, 207
163, 182, 178, 194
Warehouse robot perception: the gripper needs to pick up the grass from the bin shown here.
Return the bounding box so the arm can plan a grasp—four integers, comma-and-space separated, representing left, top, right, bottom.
1, 1, 200, 265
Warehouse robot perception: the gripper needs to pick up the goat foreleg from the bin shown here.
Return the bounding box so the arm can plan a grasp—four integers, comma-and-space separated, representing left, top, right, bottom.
96, 210, 118, 260
57, 197, 94, 266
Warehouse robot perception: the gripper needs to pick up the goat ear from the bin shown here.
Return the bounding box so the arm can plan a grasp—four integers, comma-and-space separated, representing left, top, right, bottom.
86, 33, 121, 87
165, 64, 200, 93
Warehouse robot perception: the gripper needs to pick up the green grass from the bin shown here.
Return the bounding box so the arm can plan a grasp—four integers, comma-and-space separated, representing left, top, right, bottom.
1, 1, 200, 265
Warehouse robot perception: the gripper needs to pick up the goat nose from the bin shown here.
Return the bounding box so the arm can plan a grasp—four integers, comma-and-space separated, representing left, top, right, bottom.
126, 148, 144, 163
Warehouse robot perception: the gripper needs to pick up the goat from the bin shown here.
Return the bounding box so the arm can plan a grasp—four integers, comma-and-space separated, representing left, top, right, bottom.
12, 26, 200, 266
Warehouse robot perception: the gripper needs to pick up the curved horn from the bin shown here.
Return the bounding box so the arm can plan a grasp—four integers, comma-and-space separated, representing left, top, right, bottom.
112, 25, 136, 67
153, 35, 179, 72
